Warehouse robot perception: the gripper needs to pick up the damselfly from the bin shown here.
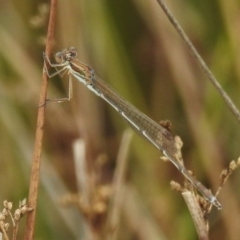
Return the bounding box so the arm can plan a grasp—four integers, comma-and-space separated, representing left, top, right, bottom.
44, 47, 221, 209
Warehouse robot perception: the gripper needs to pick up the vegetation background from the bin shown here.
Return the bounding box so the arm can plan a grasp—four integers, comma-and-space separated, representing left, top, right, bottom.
0, 0, 240, 239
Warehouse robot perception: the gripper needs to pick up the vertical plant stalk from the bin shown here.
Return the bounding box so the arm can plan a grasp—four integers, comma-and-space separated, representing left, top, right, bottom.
12, 223, 19, 240
106, 130, 133, 240
156, 0, 240, 123
24, 0, 57, 239
182, 191, 209, 240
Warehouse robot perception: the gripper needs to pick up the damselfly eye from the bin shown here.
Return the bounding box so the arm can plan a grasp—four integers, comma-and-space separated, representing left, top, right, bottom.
55, 52, 64, 63
69, 47, 77, 58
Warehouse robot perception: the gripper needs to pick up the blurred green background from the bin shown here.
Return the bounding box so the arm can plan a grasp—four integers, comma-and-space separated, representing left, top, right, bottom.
0, 0, 240, 239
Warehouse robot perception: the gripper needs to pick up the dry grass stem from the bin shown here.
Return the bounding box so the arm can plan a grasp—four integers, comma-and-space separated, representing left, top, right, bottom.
24, 0, 57, 239
155, 0, 240, 122
106, 130, 133, 240
182, 191, 209, 240
73, 139, 91, 208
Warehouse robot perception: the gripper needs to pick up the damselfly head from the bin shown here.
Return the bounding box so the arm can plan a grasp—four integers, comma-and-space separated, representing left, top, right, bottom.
55, 52, 64, 63
55, 47, 78, 63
